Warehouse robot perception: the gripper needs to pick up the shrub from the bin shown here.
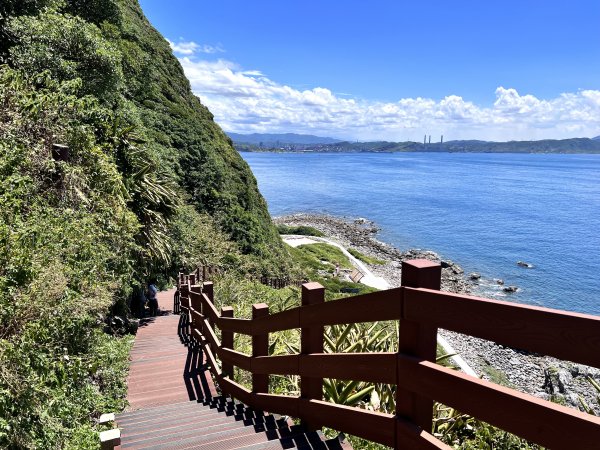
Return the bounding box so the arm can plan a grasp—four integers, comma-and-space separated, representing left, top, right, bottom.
276, 224, 325, 237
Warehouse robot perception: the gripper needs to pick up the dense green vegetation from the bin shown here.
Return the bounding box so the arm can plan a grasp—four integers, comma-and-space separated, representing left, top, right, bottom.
276, 224, 325, 237
0, 0, 288, 447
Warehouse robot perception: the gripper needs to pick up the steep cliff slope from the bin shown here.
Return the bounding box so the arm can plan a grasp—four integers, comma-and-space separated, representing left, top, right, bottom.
112, 0, 283, 257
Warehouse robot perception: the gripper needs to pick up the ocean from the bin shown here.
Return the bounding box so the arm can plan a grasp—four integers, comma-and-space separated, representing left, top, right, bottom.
242, 152, 600, 315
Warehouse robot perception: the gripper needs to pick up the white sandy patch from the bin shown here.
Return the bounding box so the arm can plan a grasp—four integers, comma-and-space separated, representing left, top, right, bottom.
282, 236, 320, 247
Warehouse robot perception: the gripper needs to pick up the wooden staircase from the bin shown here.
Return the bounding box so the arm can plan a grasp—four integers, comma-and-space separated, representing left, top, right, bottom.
116, 397, 347, 449
110, 289, 349, 450
104, 261, 600, 449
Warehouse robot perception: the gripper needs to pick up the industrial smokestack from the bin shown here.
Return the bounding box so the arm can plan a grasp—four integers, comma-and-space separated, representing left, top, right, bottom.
428, 135, 431, 144
441, 135, 443, 144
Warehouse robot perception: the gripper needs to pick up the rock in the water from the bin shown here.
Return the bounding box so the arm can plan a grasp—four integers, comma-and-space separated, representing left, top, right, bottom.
452, 265, 464, 275
469, 272, 481, 280
503, 285, 518, 293
517, 261, 533, 268
495, 278, 504, 285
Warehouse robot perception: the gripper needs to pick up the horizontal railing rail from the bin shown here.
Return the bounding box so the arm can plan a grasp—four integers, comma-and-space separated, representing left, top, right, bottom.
177, 259, 600, 449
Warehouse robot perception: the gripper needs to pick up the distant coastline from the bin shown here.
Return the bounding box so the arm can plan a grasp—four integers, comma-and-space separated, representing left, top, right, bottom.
231, 133, 600, 154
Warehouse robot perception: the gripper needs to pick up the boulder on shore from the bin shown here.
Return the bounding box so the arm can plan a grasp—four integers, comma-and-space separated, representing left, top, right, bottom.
543, 367, 573, 394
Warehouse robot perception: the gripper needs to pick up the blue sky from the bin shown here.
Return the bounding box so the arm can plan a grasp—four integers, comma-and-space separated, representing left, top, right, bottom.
139, 0, 600, 141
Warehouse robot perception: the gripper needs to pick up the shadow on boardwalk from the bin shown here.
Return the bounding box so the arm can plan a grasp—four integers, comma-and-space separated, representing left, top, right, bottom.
179, 314, 216, 402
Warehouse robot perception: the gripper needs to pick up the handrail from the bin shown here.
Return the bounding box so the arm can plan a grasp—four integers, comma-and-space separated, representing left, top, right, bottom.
403, 287, 600, 368
177, 260, 600, 449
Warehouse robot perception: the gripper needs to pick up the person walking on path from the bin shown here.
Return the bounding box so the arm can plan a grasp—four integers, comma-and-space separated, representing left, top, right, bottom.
147, 280, 159, 316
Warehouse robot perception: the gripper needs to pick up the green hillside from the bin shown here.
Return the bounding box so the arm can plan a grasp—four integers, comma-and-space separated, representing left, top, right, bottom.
0, 1, 288, 447
113, 1, 284, 258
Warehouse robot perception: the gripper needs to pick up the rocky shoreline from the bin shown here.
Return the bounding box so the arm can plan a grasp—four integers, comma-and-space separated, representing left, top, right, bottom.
275, 213, 600, 414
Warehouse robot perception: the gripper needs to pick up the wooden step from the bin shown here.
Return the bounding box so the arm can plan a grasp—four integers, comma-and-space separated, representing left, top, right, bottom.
116, 290, 353, 450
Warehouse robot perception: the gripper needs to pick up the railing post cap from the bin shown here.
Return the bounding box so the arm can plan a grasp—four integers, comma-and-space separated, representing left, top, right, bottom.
402, 259, 441, 270
252, 302, 269, 311
221, 306, 234, 313
302, 281, 324, 291
401, 259, 441, 290
99, 428, 121, 450
98, 413, 115, 424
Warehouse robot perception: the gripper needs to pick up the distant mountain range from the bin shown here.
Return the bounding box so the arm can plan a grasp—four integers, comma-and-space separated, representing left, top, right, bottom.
230, 133, 600, 154
227, 132, 342, 146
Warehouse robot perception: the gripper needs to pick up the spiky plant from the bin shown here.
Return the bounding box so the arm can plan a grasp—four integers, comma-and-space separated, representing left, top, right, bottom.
321, 323, 394, 409
579, 376, 600, 415
107, 117, 179, 267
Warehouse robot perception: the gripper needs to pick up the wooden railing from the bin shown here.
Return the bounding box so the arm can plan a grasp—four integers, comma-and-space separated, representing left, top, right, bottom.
177, 259, 600, 449
174, 268, 303, 312
174, 267, 219, 313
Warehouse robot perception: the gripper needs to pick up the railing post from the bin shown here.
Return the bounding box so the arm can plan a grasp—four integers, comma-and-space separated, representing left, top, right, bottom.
221, 306, 234, 379
300, 282, 325, 431
252, 303, 269, 394
189, 284, 201, 337
174, 274, 181, 314
396, 259, 441, 442
203, 282, 214, 328
189, 273, 196, 286
203, 281, 213, 301
180, 283, 189, 311
179, 281, 190, 337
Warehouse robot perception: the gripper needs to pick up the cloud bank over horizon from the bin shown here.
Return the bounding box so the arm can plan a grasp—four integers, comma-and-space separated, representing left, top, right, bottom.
171, 40, 600, 142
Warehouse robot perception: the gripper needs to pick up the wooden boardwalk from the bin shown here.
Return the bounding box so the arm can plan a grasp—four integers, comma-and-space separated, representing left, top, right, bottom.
114, 289, 346, 450
125, 289, 216, 410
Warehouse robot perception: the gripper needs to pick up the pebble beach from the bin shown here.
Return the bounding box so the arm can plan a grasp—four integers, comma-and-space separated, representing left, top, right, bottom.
275, 213, 600, 414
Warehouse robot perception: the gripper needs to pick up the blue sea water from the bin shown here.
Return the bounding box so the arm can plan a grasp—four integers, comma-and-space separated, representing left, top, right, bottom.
242, 152, 600, 315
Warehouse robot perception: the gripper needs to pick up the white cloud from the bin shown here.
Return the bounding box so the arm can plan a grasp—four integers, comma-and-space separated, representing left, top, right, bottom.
167, 39, 224, 56
175, 54, 600, 141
